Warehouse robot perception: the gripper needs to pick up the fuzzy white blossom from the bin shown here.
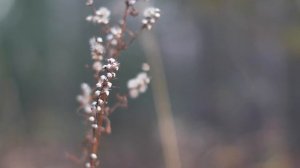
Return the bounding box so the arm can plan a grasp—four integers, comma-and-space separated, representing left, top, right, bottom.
129, 89, 139, 98
128, 0, 136, 5
93, 61, 102, 72
139, 84, 148, 93
142, 7, 161, 30
90, 153, 98, 159
89, 116, 95, 122
89, 37, 105, 54
86, 0, 93, 6
85, 162, 91, 168
89, 37, 104, 73
127, 71, 151, 98
77, 83, 93, 113
86, 7, 111, 24
107, 26, 122, 46
81, 83, 92, 95
92, 124, 98, 129
127, 79, 139, 89
142, 63, 150, 71
95, 90, 101, 96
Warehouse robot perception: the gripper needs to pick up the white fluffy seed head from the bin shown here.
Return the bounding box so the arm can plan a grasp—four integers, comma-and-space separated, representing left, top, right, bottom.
150, 18, 156, 24
142, 19, 148, 24
111, 26, 122, 36
137, 72, 148, 80
146, 24, 152, 30
114, 66, 119, 71
104, 90, 110, 96
107, 64, 113, 69
145, 77, 151, 84
97, 106, 101, 111
128, 0, 136, 5
100, 75, 107, 81
93, 61, 102, 72
155, 13, 161, 18
107, 73, 113, 78
84, 106, 92, 113
142, 63, 150, 71
139, 84, 148, 93
107, 82, 112, 88
107, 58, 116, 63
86, 15, 93, 21
127, 79, 138, 89
90, 153, 98, 159
96, 37, 103, 43
81, 83, 91, 94
88, 116, 95, 122
96, 82, 102, 88
95, 90, 101, 96
129, 89, 139, 98
144, 7, 160, 18
77, 95, 84, 103
85, 162, 91, 168
94, 7, 111, 24
92, 124, 98, 129
98, 99, 104, 105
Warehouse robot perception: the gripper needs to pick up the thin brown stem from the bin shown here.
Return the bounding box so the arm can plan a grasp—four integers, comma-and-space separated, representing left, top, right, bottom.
127, 28, 143, 47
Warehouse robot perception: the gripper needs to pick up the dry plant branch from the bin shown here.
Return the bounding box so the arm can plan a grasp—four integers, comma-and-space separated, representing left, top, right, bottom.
72, 1, 161, 168
141, 32, 182, 168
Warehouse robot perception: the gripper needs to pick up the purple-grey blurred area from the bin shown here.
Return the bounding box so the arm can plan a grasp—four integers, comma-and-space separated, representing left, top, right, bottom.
1, 0, 300, 168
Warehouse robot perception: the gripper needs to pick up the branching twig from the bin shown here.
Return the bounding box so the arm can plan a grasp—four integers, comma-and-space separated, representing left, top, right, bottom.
74, 1, 160, 168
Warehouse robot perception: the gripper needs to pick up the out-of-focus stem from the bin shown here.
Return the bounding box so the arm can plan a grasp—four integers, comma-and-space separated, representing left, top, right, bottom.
140, 31, 182, 168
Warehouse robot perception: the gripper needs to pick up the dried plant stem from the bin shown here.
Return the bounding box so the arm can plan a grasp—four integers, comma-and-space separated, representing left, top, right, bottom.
141, 32, 182, 168
76, 1, 161, 168
87, 4, 131, 168
90, 112, 103, 167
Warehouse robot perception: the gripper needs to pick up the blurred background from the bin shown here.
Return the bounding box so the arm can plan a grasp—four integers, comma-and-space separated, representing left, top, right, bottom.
1, 0, 300, 168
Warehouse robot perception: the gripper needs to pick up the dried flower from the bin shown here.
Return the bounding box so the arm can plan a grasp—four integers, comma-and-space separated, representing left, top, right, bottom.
88, 116, 95, 122
129, 89, 139, 98
86, 7, 111, 24
107, 26, 122, 46
90, 153, 98, 160
142, 7, 161, 30
127, 0, 137, 6
85, 162, 91, 168
127, 71, 151, 98
81, 83, 92, 95
91, 124, 98, 129
86, 0, 93, 6
93, 61, 102, 72
142, 63, 150, 71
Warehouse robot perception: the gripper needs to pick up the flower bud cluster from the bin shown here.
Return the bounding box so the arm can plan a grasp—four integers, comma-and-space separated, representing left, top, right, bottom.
127, 63, 151, 98
77, 58, 119, 115
86, 7, 111, 24
87, 58, 119, 131
142, 7, 161, 30
90, 37, 105, 73
77, 83, 93, 113
126, 0, 137, 6
99, 59, 118, 102
106, 26, 123, 46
